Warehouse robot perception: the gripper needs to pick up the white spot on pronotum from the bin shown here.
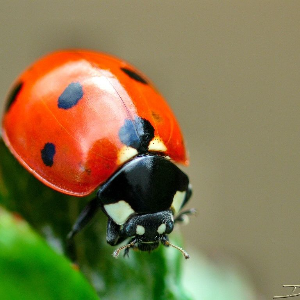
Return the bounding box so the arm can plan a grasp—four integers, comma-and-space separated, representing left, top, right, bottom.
172, 190, 186, 215
136, 225, 145, 235
118, 146, 138, 164
157, 223, 166, 234
148, 136, 167, 152
104, 201, 135, 225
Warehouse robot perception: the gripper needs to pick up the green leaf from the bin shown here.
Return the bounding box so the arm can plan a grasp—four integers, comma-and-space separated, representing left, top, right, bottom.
0, 206, 98, 300
0, 139, 192, 300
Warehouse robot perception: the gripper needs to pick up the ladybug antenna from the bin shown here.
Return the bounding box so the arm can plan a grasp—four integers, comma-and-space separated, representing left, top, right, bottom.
113, 240, 136, 258
162, 239, 190, 259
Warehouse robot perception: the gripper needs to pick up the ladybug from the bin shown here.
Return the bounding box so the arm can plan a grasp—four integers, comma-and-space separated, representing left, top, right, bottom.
2, 50, 193, 258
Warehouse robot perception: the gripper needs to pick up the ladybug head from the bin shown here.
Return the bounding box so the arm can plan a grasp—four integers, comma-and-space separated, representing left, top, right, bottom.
113, 210, 189, 259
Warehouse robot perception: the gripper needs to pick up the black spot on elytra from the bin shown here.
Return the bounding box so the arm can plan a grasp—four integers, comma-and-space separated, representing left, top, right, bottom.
58, 82, 83, 109
119, 117, 155, 153
5, 82, 23, 112
121, 67, 148, 84
41, 143, 56, 167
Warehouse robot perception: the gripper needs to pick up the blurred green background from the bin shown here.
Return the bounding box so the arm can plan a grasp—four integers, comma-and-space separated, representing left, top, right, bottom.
1, 1, 300, 298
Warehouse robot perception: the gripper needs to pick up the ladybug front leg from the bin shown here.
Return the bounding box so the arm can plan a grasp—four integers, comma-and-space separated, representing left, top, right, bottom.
67, 197, 101, 240
174, 184, 195, 224
174, 208, 196, 224
66, 197, 101, 261
106, 218, 127, 246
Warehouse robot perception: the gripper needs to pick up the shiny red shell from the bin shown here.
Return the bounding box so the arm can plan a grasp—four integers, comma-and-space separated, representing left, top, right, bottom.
2, 50, 188, 196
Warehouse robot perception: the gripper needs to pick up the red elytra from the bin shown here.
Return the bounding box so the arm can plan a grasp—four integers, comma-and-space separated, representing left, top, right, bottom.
2, 50, 188, 196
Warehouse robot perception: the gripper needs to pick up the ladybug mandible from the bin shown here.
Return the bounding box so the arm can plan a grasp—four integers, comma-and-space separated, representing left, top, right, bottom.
2, 50, 193, 258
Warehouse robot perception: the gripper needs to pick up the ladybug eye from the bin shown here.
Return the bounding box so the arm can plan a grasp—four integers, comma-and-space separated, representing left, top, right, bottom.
124, 222, 136, 237
165, 220, 174, 234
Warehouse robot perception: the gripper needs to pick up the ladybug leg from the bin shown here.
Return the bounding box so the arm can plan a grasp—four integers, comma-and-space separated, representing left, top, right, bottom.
66, 197, 100, 261
174, 208, 196, 224
67, 197, 100, 240
174, 184, 194, 224
181, 183, 193, 208
106, 219, 127, 246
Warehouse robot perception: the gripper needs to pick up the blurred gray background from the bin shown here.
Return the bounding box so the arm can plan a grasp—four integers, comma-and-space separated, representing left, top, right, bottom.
1, 1, 300, 298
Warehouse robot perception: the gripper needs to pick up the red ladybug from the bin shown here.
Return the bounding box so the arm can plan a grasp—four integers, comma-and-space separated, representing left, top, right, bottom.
2, 50, 193, 258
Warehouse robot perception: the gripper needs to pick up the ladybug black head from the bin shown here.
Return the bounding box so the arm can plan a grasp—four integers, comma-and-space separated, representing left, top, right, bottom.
112, 210, 189, 259
120, 210, 174, 251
